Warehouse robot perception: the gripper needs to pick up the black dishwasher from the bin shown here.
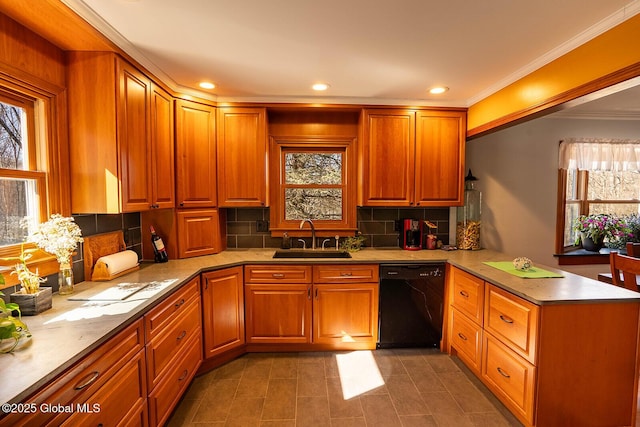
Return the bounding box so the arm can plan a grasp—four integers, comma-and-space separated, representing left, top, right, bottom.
377, 263, 445, 349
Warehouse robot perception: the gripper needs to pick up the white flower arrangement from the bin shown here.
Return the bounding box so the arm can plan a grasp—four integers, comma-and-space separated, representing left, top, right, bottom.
28, 215, 83, 267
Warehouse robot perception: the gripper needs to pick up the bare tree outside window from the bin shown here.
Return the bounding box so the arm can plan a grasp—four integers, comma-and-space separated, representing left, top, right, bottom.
0, 100, 30, 245
284, 152, 343, 220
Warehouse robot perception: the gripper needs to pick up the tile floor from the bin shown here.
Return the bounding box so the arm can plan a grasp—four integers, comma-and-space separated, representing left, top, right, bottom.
167, 348, 522, 426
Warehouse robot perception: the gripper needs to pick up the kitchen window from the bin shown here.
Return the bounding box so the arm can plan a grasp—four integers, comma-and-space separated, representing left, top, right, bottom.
556, 138, 640, 255
0, 77, 67, 288
269, 137, 357, 235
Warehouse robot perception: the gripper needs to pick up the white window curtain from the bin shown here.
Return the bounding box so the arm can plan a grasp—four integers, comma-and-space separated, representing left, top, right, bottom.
559, 138, 640, 171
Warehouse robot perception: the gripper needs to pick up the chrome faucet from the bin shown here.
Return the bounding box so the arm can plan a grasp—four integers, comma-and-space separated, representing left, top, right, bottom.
299, 219, 316, 250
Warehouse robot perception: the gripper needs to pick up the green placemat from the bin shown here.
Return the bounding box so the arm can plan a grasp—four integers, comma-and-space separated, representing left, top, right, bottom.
483, 261, 564, 278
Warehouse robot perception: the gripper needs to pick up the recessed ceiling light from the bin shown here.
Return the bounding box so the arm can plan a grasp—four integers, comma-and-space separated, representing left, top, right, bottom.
429, 86, 449, 95
312, 83, 330, 91
199, 82, 215, 90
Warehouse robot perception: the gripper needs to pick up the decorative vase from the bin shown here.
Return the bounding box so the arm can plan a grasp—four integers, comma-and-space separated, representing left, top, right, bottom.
580, 232, 604, 252
10, 286, 52, 315
58, 263, 74, 295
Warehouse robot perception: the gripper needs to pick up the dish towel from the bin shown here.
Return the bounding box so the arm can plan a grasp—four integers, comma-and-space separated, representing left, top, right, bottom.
483, 261, 564, 278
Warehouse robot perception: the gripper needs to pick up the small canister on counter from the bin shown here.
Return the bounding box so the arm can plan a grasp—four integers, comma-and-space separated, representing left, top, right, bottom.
456, 170, 482, 250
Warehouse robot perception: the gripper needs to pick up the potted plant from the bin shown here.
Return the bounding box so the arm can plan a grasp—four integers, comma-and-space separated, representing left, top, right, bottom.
573, 214, 632, 251
2, 243, 52, 316
0, 284, 31, 353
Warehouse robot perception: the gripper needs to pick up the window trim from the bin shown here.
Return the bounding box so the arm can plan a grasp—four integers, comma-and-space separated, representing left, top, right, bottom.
269, 136, 357, 236
556, 168, 640, 256
0, 72, 70, 289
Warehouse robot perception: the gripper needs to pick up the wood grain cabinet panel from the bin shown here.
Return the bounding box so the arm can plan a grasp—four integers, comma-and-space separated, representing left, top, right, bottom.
0, 320, 146, 427
446, 266, 640, 427
202, 267, 245, 359
176, 209, 226, 258
217, 107, 268, 207
175, 99, 217, 208
360, 108, 465, 207
68, 52, 174, 214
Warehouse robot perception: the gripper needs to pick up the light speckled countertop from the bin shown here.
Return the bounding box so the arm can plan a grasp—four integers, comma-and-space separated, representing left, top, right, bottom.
2, 247, 638, 405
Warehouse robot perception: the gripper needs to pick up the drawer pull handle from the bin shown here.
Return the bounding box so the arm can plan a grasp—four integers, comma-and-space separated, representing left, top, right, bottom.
178, 369, 189, 381
499, 314, 514, 324
174, 298, 185, 310
272, 273, 285, 278
176, 330, 187, 342
497, 367, 511, 378
340, 272, 353, 276
74, 371, 100, 390
457, 332, 468, 341
459, 290, 469, 298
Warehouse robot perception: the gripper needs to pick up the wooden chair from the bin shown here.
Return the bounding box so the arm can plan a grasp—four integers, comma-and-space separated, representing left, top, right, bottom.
610, 250, 640, 292
626, 242, 640, 257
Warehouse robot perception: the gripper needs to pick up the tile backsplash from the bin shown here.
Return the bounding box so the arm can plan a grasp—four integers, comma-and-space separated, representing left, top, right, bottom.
225, 207, 451, 249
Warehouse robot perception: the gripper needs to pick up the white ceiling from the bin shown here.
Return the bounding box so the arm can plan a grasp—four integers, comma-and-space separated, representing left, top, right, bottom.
63, 0, 640, 109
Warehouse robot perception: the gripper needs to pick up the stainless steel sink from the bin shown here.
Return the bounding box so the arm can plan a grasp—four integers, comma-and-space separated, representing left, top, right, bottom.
272, 250, 352, 259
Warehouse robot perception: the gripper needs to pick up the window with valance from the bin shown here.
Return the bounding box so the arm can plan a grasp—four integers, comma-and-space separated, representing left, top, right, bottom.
557, 138, 640, 253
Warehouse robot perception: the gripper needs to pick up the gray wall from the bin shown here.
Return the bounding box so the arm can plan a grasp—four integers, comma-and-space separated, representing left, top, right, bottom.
466, 116, 640, 279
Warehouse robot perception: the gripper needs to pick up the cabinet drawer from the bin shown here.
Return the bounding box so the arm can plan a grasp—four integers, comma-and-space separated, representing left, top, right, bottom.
148, 333, 202, 427
451, 267, 484, 324
450, 308, 482, 374
60, 349, 148, 427
485, 285, 539, 364
145, 277, 200, 342
313, 264, 379, 283
482, 333, 535, 425
244, 265, 312, 283
146, 297, 202, 390
0, 320, 144, 427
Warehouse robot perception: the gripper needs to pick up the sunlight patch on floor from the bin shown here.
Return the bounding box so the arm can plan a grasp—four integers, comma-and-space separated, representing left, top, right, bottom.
336, 350, 385, 400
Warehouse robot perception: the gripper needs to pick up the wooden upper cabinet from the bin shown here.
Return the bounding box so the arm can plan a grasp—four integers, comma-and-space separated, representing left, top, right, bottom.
175, 99, 217, 208
68, 52, 155, 213
150, 83, 175, 209
217, 107, 268, 207
360, 108, 466, 207
67, 53, 175, 213
361, 109, 415, 206
415, 110, 466, 206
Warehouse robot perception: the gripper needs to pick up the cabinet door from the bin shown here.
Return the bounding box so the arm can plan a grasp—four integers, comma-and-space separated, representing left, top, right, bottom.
150, 83, 175, 209
117, 59, 153, 212
175, 99, 217, 208
217, 107, 268, 207
313, 283, 379, 346
202, 267, 245, 359
176, 209, 226, 258
361, 109, 415, 206
244, 283, 312, 344
415, 110, 466, 206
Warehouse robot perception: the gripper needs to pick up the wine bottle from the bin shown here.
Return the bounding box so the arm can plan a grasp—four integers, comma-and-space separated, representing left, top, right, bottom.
150, 226, 169, 263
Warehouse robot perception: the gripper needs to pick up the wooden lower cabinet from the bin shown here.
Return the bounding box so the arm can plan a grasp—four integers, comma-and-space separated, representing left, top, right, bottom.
0, 320, 146, 427
145, 276, 202, 426
202, 267, 245, 358
446, 266, 640, 426
244, 264, 379, 350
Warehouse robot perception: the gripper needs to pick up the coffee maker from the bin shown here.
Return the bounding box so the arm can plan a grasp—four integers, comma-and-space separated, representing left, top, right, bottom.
401, 219, 423, 250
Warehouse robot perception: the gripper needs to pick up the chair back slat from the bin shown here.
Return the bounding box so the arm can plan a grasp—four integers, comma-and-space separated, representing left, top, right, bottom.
610, 251, 640, 292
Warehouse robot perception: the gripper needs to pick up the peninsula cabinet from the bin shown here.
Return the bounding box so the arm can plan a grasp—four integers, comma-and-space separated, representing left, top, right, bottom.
201, 267, 245, 360
244, 264, 379, 350
446, 266, 640, 427
175, 98, 217, 208
360, 108, 466, 207
0, 319, 147, 427
68, 51, 173, 214
217, 107, 268, 207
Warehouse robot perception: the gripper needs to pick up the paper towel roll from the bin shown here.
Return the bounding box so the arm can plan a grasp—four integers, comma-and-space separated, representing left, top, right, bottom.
94, 250, 139, 276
